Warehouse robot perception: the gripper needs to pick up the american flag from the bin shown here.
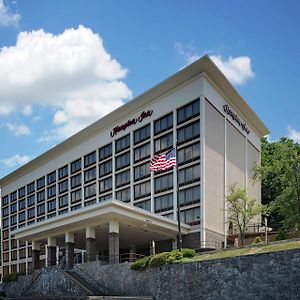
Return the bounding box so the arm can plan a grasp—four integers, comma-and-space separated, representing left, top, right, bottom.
150, 148, 177, 172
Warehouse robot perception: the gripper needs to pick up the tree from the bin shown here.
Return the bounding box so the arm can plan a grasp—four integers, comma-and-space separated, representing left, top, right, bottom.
254, 137, 300, 231
226, 184, 262, 246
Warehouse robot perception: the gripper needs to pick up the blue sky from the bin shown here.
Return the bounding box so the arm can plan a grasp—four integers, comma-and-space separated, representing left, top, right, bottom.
0, 0, 300, 178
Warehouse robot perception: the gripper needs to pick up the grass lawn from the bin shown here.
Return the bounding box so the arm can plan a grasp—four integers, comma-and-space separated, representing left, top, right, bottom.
193, 240, 300, 262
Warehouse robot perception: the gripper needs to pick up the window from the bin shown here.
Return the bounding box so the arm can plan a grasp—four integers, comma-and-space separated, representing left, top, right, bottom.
19, 250, 26, 259
177, 121, 200, 145
3, 229, 9, 239
10, 203, 17, 214
71, 204, 81, 211
19, 199, 26, 210
10, 191, 17, 202
19, 211, 26, 223
59, 194, 69, 208
2, 195, 9, 206
116, 187, 130, 203
177, 99, 200, 125
115, 134, 130, 153
99, 193, 112, 202
11, 251, 17, 261
180, 207, 200, 225
155, 193, 173, 213
37, 177, 45, 190
11, 214, 17, 225
27, 182, 35, 194
84, 199, 96, 206
99, 143, 112, 161
47, 199, 56, 212
179, 185, 200, 207
71, 158, 82, 174
134, 143, 150, 162
84, 183, 96, 199
3, 218, 9, 228
71, 174, 81, 189
18, 187, 26, 198
134, 162, 150, 181
28, 194, 36, 206
2, 207, 9, 217
154, 132, 173, 153
178, 143, 200, 165
47, 171, 56, 185
28, 207, 35, 219
154, 113, 173, 135
3, 252, 9, 262
58, 165, 68, 180
59, 179, 68, 194
99, 160, 112, 177
59, 209, 68, 215
71, 189, 82, 203
115, 152, 130, 170
134, 124, 150, 144
134, 181, 151, 200
84, 167, 96, 183
99, 177, 112, 193
84, 151, 96, 168
134, 199, 151, 212
37, 204, 45, 216
178, 164, 200, 186
3, 241, 9, 251
116, 170, 130, 188
37, 190, 45, 202
47, 185, 56, 198
154, 173, 173, 193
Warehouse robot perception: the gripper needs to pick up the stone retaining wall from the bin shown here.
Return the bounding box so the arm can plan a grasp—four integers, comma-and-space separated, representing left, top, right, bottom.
3, 249, 300, 299
75, 249, 300, 299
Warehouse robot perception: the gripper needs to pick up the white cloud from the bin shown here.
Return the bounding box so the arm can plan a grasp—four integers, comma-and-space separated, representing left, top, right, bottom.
210, 55, 255, 85
5, 123, 31, 136
174, 42, 255, 85
0, 25, 132, 143
22, 105, 32, 116
287, 126, 300, 143
0, 154, 31, 168
0, 0, 20, 27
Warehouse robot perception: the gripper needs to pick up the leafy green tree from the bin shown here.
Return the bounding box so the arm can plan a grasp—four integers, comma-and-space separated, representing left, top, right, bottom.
226, 184, 262, 246
254, 137, 300, 231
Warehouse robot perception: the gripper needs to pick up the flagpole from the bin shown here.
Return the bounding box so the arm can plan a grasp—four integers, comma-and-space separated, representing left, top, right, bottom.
175, 141, 182, 251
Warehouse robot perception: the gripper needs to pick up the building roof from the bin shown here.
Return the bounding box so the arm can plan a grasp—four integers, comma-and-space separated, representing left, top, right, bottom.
0, 55, 270, 187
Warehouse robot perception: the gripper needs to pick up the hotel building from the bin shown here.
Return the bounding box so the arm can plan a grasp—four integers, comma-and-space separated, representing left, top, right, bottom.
0, 55, 269, 275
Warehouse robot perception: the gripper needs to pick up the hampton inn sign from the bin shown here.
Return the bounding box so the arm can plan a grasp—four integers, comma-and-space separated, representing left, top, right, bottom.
110, 110, 153, 137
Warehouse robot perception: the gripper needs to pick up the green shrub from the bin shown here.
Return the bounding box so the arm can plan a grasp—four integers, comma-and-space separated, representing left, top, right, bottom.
275, 228, 288, 241
2, 272, 22, 283
251, 236, 263, 246
174, 257, 193, 263
180, 248, 196, 258
130, 256, 152, 270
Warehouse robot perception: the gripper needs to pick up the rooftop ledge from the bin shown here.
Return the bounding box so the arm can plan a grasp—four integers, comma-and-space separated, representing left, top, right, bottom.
12, 199, 191, 241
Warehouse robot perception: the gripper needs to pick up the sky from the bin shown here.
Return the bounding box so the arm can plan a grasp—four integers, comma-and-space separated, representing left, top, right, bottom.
0, 0, 300, 178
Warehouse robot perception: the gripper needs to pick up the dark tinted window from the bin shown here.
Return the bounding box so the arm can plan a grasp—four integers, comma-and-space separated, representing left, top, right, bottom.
84, 152, 96, 168
115, 152, 130, 170
178, 185, 200, 207
71, 189, 81, 203
154, 132, 173, 153
115, 134, 130, 153
37, 177, 45, 189
71, 158, 82, 174
154, 113, 173, 135
177, 99, 200, 125
99, 159, 112, 177
84, 183, 96, 199
99, 177, 112, 193
178, 164, 200, 186
154, 173, 173, 193
177, 121, 200, 145
155, 193, 173, 213
99, 143, 112, 161
58, 165, 68, 180
27, 182, 35, 194
134, 162, 150, 181
116, 170, 130, 188
134, 124, 150, 144
71, 174, 81, 189
84, 167, 96, 183
59, 179, 68, 194
18, 187, 26, 198
134, 199, 151, 212
47, 171, 56, 185
115, 187, 130, 203
134, 181, 151, 200
178, 143, 200, 165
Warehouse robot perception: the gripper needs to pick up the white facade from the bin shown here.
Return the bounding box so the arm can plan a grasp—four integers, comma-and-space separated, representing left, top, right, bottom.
0, 56, 269, 275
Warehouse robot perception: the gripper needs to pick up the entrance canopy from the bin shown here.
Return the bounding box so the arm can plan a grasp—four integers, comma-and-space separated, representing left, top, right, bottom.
12, 200, 190, 247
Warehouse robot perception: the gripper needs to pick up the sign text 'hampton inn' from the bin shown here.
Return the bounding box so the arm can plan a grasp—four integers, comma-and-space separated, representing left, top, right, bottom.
110, 110, 153, 137
223, 105, 250, 134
